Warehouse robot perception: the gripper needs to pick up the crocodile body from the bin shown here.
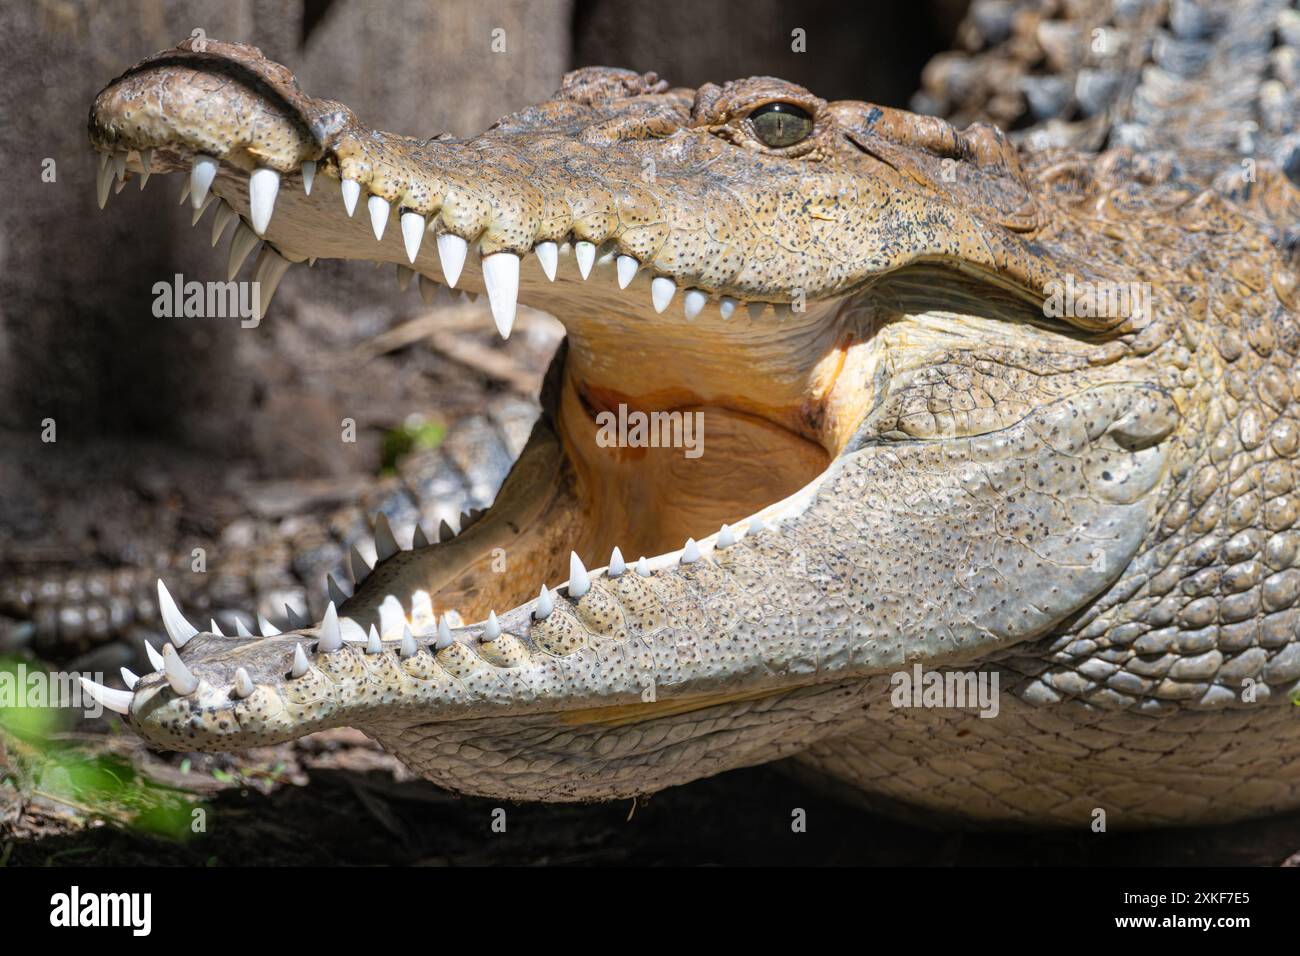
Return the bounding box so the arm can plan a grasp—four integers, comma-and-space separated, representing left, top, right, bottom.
74, 14, 1300, 827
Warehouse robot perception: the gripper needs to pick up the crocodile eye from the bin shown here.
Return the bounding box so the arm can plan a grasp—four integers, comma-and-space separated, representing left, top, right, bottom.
748, 102, 813, 148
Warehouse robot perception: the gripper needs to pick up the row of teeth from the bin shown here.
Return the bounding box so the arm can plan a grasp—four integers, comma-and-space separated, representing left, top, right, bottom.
95, 150, 799, 338
78, 514, 764, 716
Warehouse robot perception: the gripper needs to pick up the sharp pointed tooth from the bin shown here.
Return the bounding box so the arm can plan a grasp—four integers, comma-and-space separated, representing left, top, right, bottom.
533, 585, 554, 620
80, 677, 133, 715
285, 604, 309, 629
211, 201, 236, 246
349, 545, 372, 583
190, 193, 213, 226
683, 289, 707, 319
436, 233, 468, 287
258, 615, 281, 637
482, 251, 520, 339
179, 178, 191, 205
368, 194, 391, 240
651, 276, 677, 313
156, 580, 198, 648
291, 643, 310, 678
418, 274, 440, 304
749, 515, 766, 534
535, 241, 558, 281
112, 151, 127, 182
163, 644, 199, 695
681, 538, 701, 563
616, 255, 639, 289
300, 160, 316, 195
568, 551, 591, 598
252, 247, 291, 320
234, 617, 254, 638
318, 602, 343, 652
438, 519, 456, 543
248, 167, 281, 235
190, 155, 218, 210
366, 624, 383, 655
396, 264, 414, 292
748, 301, 767, 320
717, 524, 735, 548
378, 594, 406, 635
113, 177, 127, 195
719, 296, 738, 319
575, 241, 595, 279
227, 221, 260, 279
341, 177, 361, 216
138, 148, 153, 189
435, 614, 454, 650
608, 546, 625, 577
635, 556, 651, 577
144, 640, 164, 671
482, 610, 501, 642
327, 573, 351, 606
400, 625, 417, 658
374, 514, 400, 561
98, 151, 108, 175
210, 619, 224, 636
232, 667, 255, 699
400, 211, 425, 262
412, 524, 430, 548
120, 667, 139, 690
96, 156, 114, 209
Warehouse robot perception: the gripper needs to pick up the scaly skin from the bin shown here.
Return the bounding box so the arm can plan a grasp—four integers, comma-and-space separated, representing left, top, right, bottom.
80, 37, 1300, 827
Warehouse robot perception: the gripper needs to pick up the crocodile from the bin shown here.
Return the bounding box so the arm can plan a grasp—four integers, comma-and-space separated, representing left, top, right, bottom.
76, 31, 1300, 828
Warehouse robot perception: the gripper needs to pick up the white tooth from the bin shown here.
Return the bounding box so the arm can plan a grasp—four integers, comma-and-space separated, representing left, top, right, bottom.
651, 276, 677, 313
400, 625, 417, 658
258, 615, 281, 636
211, 201, 236, 246
418, 274, 440, 305
378, 595, 406, 635
138, 148, 153, 189
616, 255, 639, 289
400, 211, 425, 262
291, 643, 310, 678
114, 177, 127, 195
318, 602, 343, 652
533, 585, 554, 620
190, 154, 218, 210
232, 667, 255, 699
412, 524, 430, 548
179, 178, 191, 205
96, 157, 114, 209
717, 524, 735, 548
568, 552, 591, 598
435, 614, 454, 649
80, 677, 133, 715
248, 167, 281, 236
98, 151, 108, 174
535, 241, 558, 281
163, 643, 199, 695
367, 625, 383, 655
349, 545, 372, 583
608, 546, 625, 577
748, 301, 767, 320
749, 515, 766, 534
436, 233, 468, 287
120, 667, 140, 690
210, 619, 224, 636
438, 519, 456, 543
252, 247, 291, 320
368, 194, 391, 240
482, 610, 501, 642
341, 616, 367, 644
144, 640, 165, 671
190, 194, 214, 227
341, 177, 361, 216
156, 580, 198, 648
719, 296, 737, 320
482, 251, 520, 339
327, 573, 351, 606
444, 610, 465, 628
575, 241, 595, 279
285, 604, 310, 629
227, 221, 260, 279
635, 556, 651, 577
234, 617, 254, 638
300, 160, 316, 195
681, 538, 701, 563
113, 151, 127, 182
374, 514, 400, 561
683, 289, 707, 319
411, 591, 435, 625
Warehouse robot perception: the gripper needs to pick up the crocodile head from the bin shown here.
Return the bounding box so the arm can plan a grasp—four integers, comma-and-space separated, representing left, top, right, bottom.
84, 39, 1190, 802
